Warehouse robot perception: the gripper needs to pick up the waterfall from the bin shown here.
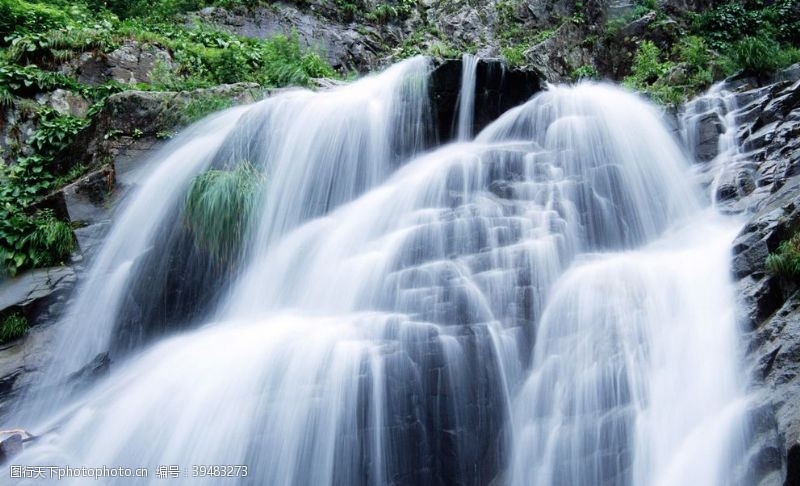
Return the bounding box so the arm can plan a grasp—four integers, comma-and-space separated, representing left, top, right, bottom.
13, 57, 433, 423
4, 59, 751, 486
456, 53, 479, 140
680, 84, 758, 210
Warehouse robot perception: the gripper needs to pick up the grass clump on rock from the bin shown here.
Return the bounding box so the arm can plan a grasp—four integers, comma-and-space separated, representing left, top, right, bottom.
766, 233, 800, 280
184, 161, 264, 264
0, 312, 28, 344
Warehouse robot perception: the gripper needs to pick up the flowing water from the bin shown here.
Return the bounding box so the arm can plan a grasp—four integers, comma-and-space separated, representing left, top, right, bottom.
6, 58, 751, 485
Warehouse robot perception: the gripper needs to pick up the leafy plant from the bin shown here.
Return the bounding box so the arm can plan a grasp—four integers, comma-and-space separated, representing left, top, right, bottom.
502, 45, 526, 67
0, 312, 28, 344
184, 161, 264, 263
729, 36, 800, 76
766, 233, 800, 280
0, 208, 76, 276
572, 64, 599, 80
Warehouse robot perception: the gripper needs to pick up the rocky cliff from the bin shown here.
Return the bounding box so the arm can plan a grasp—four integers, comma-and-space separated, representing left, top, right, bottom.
679, 63, 800, 485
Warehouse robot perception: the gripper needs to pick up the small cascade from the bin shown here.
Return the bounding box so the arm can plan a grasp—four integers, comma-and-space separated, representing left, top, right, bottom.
456, 53, 479, 140
680, 84, 759, 211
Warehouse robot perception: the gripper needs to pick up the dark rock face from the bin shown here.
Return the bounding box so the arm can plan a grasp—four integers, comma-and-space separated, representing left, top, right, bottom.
429, 59, 543, 143
0, 267, 76, 421
685, 109, 724, 162
713, 64, 800, 486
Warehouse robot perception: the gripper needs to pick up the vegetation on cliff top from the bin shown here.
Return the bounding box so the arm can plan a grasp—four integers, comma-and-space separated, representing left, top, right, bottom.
621, 0, 800, 104
0, 0, 335, 277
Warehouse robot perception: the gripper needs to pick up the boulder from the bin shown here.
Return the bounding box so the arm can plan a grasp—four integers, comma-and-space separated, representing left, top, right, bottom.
692, 110, 724, 161
75, 41, 175, 85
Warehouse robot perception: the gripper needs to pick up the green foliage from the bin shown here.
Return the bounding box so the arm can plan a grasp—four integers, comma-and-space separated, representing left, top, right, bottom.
0, 0, 72, 42
623, 41, 682, 105
120, 20, 336, 88
625, 41, 670, 86
572, 64, 599, 80
0, 0, 335, 277
0, 208, 76, 276
693, 2, 763, 49
365, 1, 415, 24
87, 0, 233, 20
766, 233, 800, 280
7, 21, 116, 66
0, 62, 82, 96
728, 36, 800, 76
184, 161, 264, 263
622, 37, 717, 105
0, 312, 28, 344
501, 45, 526, 67
180, 94, 233, 125
691, 1, 800, 76
29, 112, 89, 157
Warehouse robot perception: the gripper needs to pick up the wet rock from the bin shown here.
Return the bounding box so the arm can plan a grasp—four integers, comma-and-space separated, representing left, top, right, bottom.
690, 110, 724, 162
0, 267, 76, 318
0, 433, 23, 464
60, 166, 116, 256
57, 83, 264, 176
429, 58, 543, 143
0, 267, 75, 421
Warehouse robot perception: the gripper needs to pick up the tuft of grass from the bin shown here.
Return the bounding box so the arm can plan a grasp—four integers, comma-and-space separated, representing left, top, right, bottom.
728, 36, 800, 76
184, 161, 264, 264
0, 312, 28, 344
766, 233, 800, 279
24, 210, 77, 267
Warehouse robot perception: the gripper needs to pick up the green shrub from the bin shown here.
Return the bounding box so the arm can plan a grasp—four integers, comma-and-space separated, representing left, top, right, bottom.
184, 161, 264, 263
0, 208, 76, 276
626, 40, 669, 85
729, 36, 800, 76
572, 64, 599, 80
502, 45, 526, 67
766, 233, 800, 279
623, 41, 683, 105
0, 312, 28, 344
693, 2, 763, 49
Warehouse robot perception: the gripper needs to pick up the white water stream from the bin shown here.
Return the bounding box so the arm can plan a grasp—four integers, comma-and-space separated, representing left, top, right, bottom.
5, 58, 751, 485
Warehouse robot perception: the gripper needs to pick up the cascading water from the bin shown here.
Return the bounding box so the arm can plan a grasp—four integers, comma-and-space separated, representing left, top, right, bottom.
13, 57, 433, 423
456, 54, 479, 141
5, 58, 753, 485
